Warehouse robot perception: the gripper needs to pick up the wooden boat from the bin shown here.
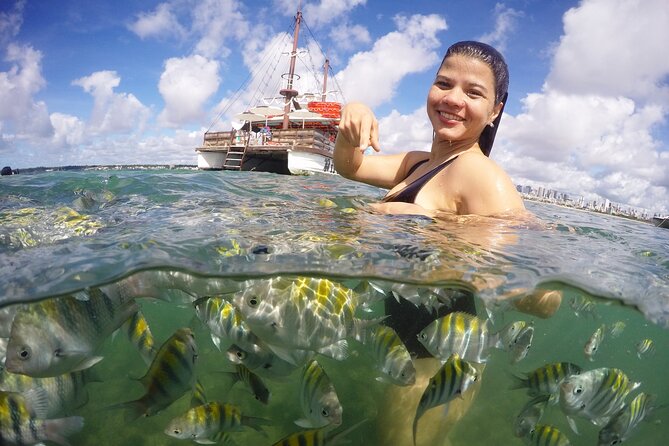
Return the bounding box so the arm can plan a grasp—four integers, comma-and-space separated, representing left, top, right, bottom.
195, 7, 341, 175
651, 216, 669, 229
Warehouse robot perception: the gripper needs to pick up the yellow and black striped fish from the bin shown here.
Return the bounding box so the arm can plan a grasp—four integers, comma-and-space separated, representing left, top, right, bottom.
123, 309, 156, 365
0, 389, 84, 446
416, 312, 495, 363
635, 338, 655, 358
366, 325, 415, 386
511, 362, 582, 400
412, 353, 479, 446
112, 327, 198, 420
164, 401, 270, 442
598, 392, 656, 445
221, 363, 271, 405
525, 423, 572, 445
296, 359, 342, 429
271, 419, 368, 446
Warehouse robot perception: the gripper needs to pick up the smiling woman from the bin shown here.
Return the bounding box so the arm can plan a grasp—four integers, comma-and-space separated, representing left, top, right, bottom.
333, 40, 523, 218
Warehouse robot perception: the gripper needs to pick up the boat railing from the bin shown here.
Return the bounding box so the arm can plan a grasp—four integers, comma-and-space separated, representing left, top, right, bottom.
203, 128, 335, 154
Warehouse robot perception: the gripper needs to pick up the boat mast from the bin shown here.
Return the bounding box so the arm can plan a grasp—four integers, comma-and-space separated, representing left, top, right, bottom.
280, 4, 302, 129
321, 58, 329, 101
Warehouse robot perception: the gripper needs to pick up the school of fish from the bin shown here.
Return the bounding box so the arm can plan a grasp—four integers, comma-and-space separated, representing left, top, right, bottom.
0, 272, 662, 445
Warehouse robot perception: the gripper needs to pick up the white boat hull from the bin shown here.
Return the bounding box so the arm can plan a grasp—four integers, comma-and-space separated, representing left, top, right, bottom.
288, 150, 337, 175
197, 151, 225, 170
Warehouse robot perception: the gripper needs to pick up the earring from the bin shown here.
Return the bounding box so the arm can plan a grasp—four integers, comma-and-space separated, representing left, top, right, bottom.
488, 122, 495, 128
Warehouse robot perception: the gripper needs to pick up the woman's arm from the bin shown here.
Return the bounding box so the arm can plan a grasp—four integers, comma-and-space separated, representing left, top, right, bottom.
334, 102, 423, 189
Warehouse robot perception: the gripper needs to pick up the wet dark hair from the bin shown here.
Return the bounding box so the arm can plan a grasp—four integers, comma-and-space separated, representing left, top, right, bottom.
441, 41, 509, 156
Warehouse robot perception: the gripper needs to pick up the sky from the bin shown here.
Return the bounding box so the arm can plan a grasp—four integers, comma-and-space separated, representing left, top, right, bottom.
1, 0, 668, 214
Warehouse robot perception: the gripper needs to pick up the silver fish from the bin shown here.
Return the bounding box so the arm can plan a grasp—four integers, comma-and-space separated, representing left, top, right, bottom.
608, 321, 626, 338
584, 324, 606, 362
514, 394, 550, 437
367, 325, 416, 386
509, 323, 534, 364
296, 359, 342, 428
0, 304, 21, 338
0, 337, 7, 367
570, 295, 597, 318
226, 343, 305, 380
511, 362, 582, 401
412, 353, 479, 446
0, 388, 84, 446
560, 368, 640, 431
123, 309, 157, 365
230, 277, 367, 362
524, 423, 572, 445
194, 295, 258, 352
598, 392, 656, 445
416, 312, 516, 363
0, 367, 97, 417
164, 401, 270, 442
113, 327, 198, 419
5, 286, 139, 377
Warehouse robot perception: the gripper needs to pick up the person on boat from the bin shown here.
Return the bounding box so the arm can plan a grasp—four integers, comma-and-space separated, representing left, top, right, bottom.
334, 40, 523, 218
335, 41, 559, 446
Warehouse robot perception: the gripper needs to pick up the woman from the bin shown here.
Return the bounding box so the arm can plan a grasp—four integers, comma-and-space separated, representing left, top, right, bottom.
335, 42, 555, 445
334, 40, 524, 217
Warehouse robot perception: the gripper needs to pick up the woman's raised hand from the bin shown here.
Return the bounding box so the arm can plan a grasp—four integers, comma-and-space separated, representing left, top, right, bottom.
338, 102, 381, 153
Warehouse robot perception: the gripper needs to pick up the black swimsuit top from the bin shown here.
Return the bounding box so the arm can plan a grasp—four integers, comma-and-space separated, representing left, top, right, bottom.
382, 155, 459, 203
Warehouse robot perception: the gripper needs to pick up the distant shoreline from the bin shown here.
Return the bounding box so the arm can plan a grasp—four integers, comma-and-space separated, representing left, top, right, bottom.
523, 195, 652, 224
8, 164, 198, 175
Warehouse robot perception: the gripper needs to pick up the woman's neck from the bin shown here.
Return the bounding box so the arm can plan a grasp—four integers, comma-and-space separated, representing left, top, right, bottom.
430, 136, 481, 161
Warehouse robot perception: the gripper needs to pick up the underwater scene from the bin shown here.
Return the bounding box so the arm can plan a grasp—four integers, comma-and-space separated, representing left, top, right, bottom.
1, 169, 668, 446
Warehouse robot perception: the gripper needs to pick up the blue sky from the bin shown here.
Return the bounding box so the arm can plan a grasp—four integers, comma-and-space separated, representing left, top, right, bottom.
1, 0, 668, 214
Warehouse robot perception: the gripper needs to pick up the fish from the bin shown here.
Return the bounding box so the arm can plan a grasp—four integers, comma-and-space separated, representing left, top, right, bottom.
4, 286, 139, 377
0, 337, 7, 367
597, 392, 656, 445
230, 276, 373, 362
514, 394, 550, 437
366, 325, 416, 386
560, 367, 641, 433
570, 295, 597, 318
0, 304, 21, 338
112, 327, 198, 420
0, 388, 84, 446
635, 339, 655, 358
226, 343, 305, 380
0, 367, 97, 417
510, 362, 582, 402
416, 312, 523, 363
123, 309, 157, 365
584, 324, 606, 362
524, 423, 572, 445
509, 323, 534, 364
193, 295, 258, 352
608, 321, 625, 338
296, 359, 342, 428
412, 353, 479, 445
164, 401, 271, 442
220, 364, 271, 405
271, 419, 368, 446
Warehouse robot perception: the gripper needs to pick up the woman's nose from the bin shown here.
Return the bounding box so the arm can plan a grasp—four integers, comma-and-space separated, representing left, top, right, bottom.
441, 89, 465, 107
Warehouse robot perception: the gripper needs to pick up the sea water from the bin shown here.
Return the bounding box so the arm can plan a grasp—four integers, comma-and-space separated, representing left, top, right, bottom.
1, 169, 668, 445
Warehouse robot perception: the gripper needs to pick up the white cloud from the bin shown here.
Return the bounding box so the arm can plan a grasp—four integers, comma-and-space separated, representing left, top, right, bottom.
334, 14, 447, 107
50, 113, 85, 148
303, 0, 367, 27
192, 0, 250, 59
499, 0, 669, 213
0, 0, 25, 46
329, 22, 371, 51
378, 106, 432, 155
0, 43, 53, 138
127, 2, 186, 40
547, 0, 669, 101
158, 55, 221, 127
478, 3, 524, 52
72, 71, 150, 135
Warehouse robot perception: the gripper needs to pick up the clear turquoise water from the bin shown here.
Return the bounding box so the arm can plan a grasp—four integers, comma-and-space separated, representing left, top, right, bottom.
1, 169, 668, 445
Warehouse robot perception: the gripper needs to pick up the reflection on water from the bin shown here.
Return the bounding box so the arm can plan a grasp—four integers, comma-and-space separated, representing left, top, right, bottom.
1, 170, 668, 445
1, 272, 668, 445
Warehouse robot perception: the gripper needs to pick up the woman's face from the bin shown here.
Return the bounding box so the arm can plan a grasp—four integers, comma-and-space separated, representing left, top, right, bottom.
427, 54, 502, 145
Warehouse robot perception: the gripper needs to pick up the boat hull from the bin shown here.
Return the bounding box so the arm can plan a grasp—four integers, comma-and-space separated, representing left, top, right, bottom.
652, 217, 669, 229
288, 150, 337, 175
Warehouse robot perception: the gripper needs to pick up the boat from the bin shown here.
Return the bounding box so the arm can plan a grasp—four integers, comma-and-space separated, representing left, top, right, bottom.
195, 7, 342, 175
651, 216, 669, 229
